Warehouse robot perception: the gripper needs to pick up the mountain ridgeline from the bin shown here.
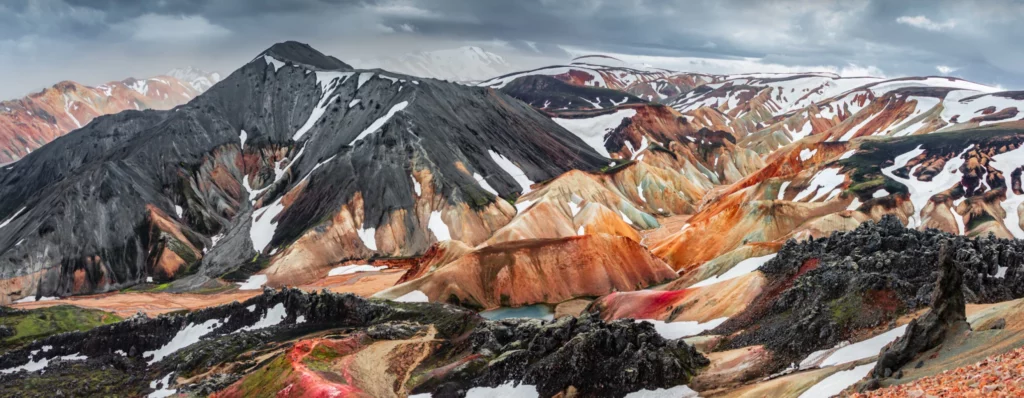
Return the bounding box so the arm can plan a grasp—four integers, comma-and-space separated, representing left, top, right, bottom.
0, 41, 610, 303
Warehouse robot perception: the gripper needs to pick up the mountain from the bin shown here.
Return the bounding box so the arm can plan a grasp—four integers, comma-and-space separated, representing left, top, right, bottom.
6, 42, 1024, 397
166, 67, 222, 92
351, 46, 517, 83
0, 41, 611, 303
0, 69, 220, 164
480, 56, 724, 102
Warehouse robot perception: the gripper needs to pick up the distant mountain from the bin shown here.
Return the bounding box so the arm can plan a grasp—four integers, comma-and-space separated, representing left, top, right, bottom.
352, 46, 517, 83
166, 67, 222, 92
480, 56, 722, 102
0, 69, 220, 164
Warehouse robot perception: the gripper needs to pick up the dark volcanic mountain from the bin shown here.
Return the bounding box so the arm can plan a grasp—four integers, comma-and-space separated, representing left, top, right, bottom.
499, 75, 647, 111
0, 41, 610, 303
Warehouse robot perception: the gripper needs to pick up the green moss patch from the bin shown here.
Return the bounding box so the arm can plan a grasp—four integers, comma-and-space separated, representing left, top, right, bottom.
0, 305, 122, 353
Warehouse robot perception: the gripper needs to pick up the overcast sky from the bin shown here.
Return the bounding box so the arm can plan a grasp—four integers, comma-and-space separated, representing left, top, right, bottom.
3, 0, 1024, 98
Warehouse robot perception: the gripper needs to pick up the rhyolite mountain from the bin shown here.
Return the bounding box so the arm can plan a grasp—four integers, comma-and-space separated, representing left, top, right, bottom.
0, 69, 220, 164
0, 41, 611, 302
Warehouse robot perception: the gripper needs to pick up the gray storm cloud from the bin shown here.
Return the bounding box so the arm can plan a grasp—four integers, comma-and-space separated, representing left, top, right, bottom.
2, 0, 1023, 97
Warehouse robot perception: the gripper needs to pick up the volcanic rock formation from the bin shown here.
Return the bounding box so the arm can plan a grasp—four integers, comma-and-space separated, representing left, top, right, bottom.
711, 216, 1024, 368
0, 289, 709, 398
871, 241, 971, 379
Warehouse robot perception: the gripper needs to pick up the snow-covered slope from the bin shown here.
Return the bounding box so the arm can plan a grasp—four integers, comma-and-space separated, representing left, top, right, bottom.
166, 67, 222, 92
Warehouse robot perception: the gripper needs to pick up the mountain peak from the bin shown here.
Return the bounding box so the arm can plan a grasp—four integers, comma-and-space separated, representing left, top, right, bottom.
260, 41, 352, 71
166, 67, 222, 91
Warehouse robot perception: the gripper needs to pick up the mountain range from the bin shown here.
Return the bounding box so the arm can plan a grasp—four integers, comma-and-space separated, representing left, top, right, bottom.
2, 41, 1024, 397
0, 68, 220, 164
352, 46, 518, 83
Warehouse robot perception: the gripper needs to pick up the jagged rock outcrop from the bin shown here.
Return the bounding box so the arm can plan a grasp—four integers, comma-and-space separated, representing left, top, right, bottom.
711, 216, 1024, 367
0, 289, 708, 398
871, 241, 971, 378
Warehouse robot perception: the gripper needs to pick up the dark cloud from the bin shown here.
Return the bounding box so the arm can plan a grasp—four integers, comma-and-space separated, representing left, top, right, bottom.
3, 0, 1024, 97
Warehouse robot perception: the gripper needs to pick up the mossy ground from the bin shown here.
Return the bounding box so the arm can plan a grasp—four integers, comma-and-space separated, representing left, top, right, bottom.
0, 305, 122, 353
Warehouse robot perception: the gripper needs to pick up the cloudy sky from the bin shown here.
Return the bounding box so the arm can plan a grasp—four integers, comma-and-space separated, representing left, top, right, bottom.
2, 0, 1024, 98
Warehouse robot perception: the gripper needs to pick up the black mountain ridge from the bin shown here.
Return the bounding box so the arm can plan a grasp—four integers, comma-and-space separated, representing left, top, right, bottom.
0, 41, 610, 302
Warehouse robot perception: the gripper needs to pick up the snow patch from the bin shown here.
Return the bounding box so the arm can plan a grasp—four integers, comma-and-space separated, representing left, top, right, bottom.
465, 381, 539, 398
148, 373, 177, 398
637, 317, 728, 340
473, 173, 499, 196
249, 197, 285, 252
690, 254, 777, 288
238, 303, 287, 332
411, 174, 422, 195
357, 73, 374, 89
145, 318, 225, 364
263, 56, 286, 72
352, 101, 409, 143
793, 168, 846, 202
0, 352, 86, 375
394, 290, 429, 303
292, 71, 354, 141
358, 227, 377, 251
798, 362, 875, 398
552, 109, 637, 157
428, 211, 451, 241
236, 274, 267, 291
13, 295, 58, 303
624, 385, 701, 398
818, 325, 908, 368
328, 264, 386, 276
239, 130, 247, 149
799, 148, 817, 161
488, 150, 535, 193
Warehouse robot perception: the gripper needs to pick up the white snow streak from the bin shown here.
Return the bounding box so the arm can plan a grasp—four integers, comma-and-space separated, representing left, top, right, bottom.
798, 362, 876, 398
793, 168, 846, 202
236, 274, 267, 290
428, 211, 451, 241
144, 318, 225, 364
328, 264, 386, 276
352, 101, 409, 144
394, 290, 429, 303
0, 207, 26, 232
818, 325, 908, 368
552, 109, 637, 158
238, 303, 287, 332
690, 254, 777, 288
488, 150, 535, 193
637, 317, 728, 339
358, 227, 377, 251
